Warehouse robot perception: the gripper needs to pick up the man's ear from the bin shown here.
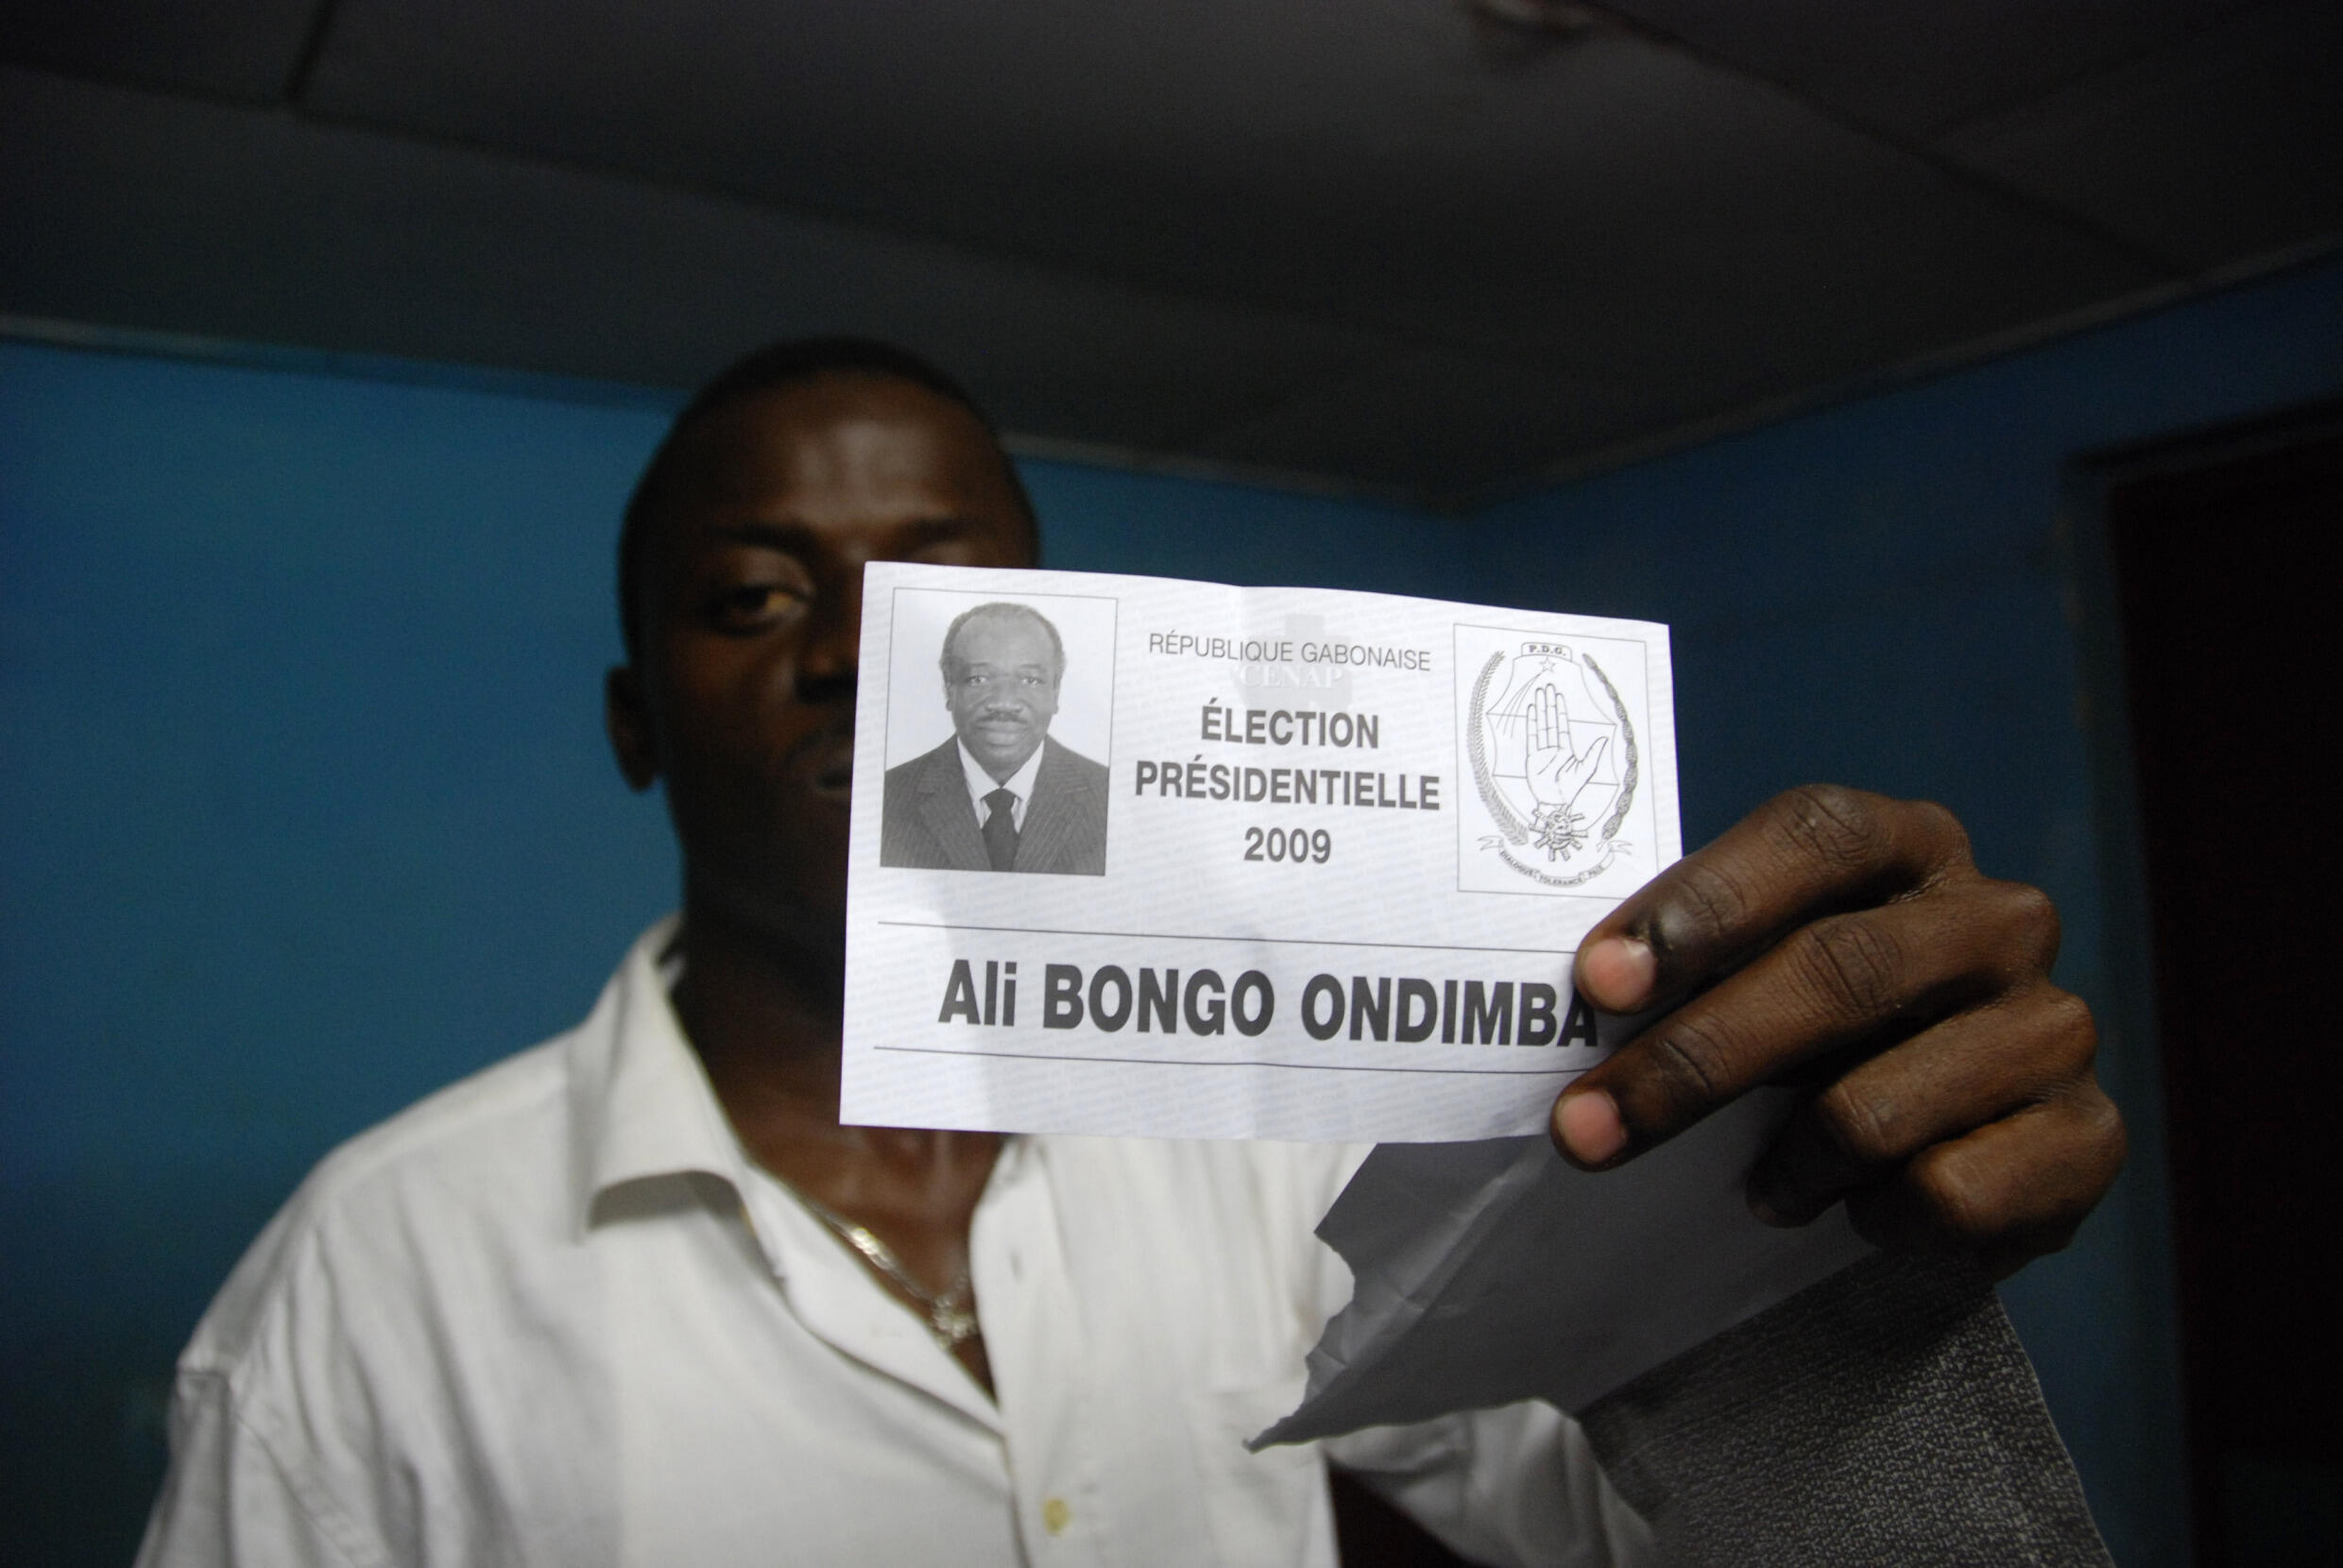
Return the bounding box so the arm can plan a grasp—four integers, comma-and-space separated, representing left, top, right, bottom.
606, 665, 660, 792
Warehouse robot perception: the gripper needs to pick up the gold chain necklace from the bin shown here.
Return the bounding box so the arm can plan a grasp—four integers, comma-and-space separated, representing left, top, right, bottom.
786, 1187, 980, 1352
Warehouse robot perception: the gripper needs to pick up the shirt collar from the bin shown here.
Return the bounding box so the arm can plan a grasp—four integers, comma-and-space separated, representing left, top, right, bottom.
564, 917, 1031, 1287
957, 736, 1045, 816
567, 915, 760, 1241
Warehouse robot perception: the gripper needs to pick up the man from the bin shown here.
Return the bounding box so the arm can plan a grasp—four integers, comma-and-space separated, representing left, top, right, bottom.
881, 601, 1109, 874
138, 337, 2124, 1565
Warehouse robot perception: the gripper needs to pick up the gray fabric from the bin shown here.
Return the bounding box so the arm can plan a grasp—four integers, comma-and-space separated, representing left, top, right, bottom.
1577, 1251, 2112, 1566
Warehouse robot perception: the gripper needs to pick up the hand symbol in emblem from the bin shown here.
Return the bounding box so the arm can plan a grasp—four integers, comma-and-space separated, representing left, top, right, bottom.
1521, 682, 1611, 861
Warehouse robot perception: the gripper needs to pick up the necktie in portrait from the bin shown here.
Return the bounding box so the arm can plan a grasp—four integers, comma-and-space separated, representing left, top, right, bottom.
983, 788, 1018, 871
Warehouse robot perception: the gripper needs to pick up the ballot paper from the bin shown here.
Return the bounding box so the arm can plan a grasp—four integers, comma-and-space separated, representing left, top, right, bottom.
841, 562, 1681, 1142
843, 563, 1875, 1440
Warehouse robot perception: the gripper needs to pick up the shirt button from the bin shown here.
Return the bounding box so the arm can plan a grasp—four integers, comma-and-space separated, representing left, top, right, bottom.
1042, 1497, 1071, 1536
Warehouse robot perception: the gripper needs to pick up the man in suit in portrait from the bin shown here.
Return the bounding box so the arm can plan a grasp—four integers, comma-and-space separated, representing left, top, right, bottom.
881, 601, 1108, 874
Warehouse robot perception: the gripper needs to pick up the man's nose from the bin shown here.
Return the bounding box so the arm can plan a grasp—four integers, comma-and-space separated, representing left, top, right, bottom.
797, 575, 862, 695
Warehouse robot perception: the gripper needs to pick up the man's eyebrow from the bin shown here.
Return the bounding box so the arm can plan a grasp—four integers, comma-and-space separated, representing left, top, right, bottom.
707, 520, 820, 551
886, 516, 989, 549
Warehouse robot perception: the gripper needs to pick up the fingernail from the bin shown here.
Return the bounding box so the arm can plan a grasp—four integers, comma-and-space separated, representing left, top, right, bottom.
1579, 937, 1655, 1013
1554, 1088, 1629, 1167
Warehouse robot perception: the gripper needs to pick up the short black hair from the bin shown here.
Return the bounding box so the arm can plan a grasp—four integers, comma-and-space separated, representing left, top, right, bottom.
940, 602, 1067, 685
616, 336, 1039, 662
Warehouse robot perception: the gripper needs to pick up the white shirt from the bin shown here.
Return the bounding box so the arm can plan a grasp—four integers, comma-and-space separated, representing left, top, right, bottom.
137, 921, 1650, 1567
961, 737, 1047, 831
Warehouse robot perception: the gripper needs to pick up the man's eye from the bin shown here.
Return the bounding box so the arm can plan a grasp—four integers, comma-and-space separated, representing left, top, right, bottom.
712, 584, 808, 629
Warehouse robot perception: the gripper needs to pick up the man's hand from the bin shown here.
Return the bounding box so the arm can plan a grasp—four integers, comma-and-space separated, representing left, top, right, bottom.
1551, 786, 2125, 1278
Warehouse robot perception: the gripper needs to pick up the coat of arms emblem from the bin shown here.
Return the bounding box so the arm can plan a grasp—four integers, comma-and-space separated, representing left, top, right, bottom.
1464, 640, 1639, 888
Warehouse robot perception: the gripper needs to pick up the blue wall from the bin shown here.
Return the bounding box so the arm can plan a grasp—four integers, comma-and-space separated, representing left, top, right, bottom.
5, 255, 2340, 1562
0, 340, 1473, 1561
1465, 257, 2343, 1566
0, 349, 686, 1559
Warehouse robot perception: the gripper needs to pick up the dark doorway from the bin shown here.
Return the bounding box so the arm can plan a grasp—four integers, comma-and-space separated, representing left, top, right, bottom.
2104, 409, 2343, 1565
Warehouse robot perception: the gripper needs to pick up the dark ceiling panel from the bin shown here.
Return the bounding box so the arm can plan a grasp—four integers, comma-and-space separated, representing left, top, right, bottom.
3, 1, 2313, 496
299, 2, 2157, 425
1180, 346, 1667, 499
1935, 2, 2343, 272
0, 65, 1511, 486
1588, 0, 2199, 140
299, 0, 1734, 324
0, 0, 319, 102
1282, 108, 2165, 409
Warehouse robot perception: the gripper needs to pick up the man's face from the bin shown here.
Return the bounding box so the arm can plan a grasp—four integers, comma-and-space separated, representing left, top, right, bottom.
607, 372, 1035, 954
943, 613, 1060, 780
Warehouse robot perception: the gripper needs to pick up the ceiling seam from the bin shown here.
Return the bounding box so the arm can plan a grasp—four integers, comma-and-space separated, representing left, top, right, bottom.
39, 55, 2204, 509
0, 311, 690, 412
0, 310, 1436, 510
259, 108, 1624, 383
223, 76, 1644, 383
999, 430, 1428, 512
282, 0, 344, 107
2, 28, 2206, 294
1154, 350, 1616, 501
4, 60, 1602, 504
11, 53, 2285, 518
2, 59, 1570, 387
1922, 0, 2302, 144
0, 56, 278, 112
21, 48, 2157, 401
1580, 5, 2199, 281
12, 28, 2313, 509
1439, 235, 2343, 517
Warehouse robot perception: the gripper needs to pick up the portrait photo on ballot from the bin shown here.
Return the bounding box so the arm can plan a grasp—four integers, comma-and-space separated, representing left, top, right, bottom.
879, 588, 1118, 877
